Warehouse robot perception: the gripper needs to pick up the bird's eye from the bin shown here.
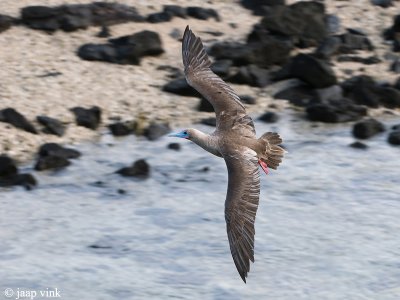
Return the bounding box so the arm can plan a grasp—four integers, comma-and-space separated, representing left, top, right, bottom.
183, 131, 187, 135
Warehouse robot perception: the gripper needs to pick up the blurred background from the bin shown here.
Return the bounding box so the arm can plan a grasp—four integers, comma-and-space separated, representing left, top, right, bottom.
0, 0, 399, 299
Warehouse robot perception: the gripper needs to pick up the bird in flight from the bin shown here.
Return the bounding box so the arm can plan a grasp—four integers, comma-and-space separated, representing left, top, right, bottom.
169, 26, 285, 283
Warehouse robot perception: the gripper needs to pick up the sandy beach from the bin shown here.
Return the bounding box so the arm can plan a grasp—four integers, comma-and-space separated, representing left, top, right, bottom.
0, 0, 399, 161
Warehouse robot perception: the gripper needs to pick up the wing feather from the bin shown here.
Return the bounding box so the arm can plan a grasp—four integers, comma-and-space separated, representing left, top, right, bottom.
182, 26, 253, 135
222, 145, 260, 283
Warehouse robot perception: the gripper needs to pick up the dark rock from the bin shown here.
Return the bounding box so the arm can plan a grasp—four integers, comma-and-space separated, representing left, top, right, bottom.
259, 111, 279, 123
37, 115, 65, 136
108, 122, 135, 136
288, 54, 337, 88
38, 143, 81, 159
391, 58, 400, 73
0, 173, 37, 190
273, 84, 316, 106
306, 98, 367, 123
338, 30, 374, 53
209, 42, 253, 66
117, 159, 150, 178
12, 174, 37, 190
79, 30, 163, 65
244, 34, 293, 67
163, 77, 201, 97
376, 87, 400, 108
97, 25, 110, 38
200, 117, 216, 127
0, 155, 18, 178
349, 141, 368, 149
352, 118, 385, 139
341, 75, 380, 107
21, 6, 57, 19
77, 43, 119, 63
35, 155, 71, 171
163, 5, 187, 18
147, 11, 173, 23
240, 95, 257, 105
21, 6, 59, 32
144, 123, 170, 141
394, 77, 400, 90
0, 15, 14, 33
167, 143, 181, 151
117, 189, 126, 194
211, 59, 233, 78
157, 65, 182, 79
227, 65, 270, 87
383, 15, 400, 46
198, 98, 214, 112
388, 130, 400, 145
371, 0, 393, 8
210, 31, 292, 68
342, 76, 400, 108
21, 3, 144, 32
314, 36, 342, 59
337, 55, 381, 65
0, 108, 37, 134
240, 0, 285, 15
392, 124, 400, 131
259, 1, 327, 46
315, 85, 343, 103
59, 13, 91, 32
70, 106, 101, 130
88, 2, 144, 25
186, 7, 220, 21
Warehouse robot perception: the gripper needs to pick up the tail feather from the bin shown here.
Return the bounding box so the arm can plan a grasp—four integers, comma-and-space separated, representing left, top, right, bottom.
259, 132, 285, 170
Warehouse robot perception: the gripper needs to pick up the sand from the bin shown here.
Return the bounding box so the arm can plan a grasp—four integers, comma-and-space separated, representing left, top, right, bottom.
0, 0, 399, 161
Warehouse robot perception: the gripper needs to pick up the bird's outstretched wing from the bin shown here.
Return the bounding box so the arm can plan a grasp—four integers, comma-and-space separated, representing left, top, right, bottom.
221, 144, 260, 283
182, 26, 255, 137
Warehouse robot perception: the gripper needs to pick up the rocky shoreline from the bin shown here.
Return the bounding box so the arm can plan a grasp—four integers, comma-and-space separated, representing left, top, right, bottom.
1, 0, 400, 188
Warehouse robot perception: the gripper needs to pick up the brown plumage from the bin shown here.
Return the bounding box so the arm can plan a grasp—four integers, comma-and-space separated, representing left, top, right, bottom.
171, 26, 286, 283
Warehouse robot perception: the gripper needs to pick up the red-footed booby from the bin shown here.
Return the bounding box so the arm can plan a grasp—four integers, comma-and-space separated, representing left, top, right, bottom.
169, 26, 285, 283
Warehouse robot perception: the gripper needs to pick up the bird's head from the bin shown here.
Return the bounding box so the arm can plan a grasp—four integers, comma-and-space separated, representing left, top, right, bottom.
168, 129, 191, 140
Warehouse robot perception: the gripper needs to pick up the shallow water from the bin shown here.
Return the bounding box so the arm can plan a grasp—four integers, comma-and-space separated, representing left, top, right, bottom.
1, 112, 399, 300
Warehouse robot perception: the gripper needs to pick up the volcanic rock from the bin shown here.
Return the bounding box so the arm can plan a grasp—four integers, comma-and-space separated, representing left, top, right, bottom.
259, 111, 279, 123
352, 118, 385, 139
186, 7, 220, 21
227, 65, 270, 87
306, 98, 367, 123
117, 159, 150, 178
144, 123, 170, 141
21, 3, 144, 32
38, 143, 81, 159
109, 122, 135, 136
37, 115, 66, 136
163, 77, 200, 97
0, 108, 37, 134
388, 130, 400, 145
70, 106, 101, 130
0, 14, 13, 33
78, 30, 163, 65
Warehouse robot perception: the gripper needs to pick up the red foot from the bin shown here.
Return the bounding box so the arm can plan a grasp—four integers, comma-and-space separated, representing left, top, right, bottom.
258, 160, 269, 175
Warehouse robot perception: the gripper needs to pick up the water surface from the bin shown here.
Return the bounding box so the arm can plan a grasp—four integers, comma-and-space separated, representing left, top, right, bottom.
1, 113, 399, 300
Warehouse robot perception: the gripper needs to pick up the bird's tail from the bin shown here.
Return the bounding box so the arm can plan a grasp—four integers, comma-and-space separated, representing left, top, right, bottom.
258, 132, 285, 170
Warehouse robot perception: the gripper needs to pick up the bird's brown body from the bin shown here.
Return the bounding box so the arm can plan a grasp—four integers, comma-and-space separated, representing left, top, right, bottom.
174, 26, 285, 283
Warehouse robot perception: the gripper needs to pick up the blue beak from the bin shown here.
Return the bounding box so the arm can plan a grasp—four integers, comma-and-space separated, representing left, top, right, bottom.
168, 132, 184, 138
168, 131, 188, 139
